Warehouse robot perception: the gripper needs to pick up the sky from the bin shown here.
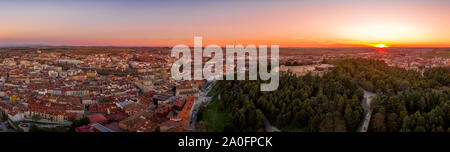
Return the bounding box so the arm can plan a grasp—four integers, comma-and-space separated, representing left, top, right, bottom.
1, 0, 449, 47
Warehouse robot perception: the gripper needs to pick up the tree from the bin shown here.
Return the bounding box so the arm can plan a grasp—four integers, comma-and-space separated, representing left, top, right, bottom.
209, 58, 450, 132
224, 124, 238, 132
32, 114, 41, 121
319, 115, 334, 132
1, 112, 8, 121
414, 126, 426, 132
344, 106, 358, 130
332, 112, 347, 132
69, 117, 90, 132
29, 124, 42, 132
386, 113, 399, 132
372, 112, 386, 132
337, 96, 345, 114
154, 124, 160, 132
255, 109, 265, 130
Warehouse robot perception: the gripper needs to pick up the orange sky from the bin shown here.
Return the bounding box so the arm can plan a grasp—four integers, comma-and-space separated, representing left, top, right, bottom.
0, 0, 449, 47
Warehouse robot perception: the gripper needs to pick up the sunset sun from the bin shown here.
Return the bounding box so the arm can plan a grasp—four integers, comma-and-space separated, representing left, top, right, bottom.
375, 44, 388, 48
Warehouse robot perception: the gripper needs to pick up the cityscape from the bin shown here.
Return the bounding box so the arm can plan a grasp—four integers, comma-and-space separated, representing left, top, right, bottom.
0, 0, 449, 134
0, 46, 448, 132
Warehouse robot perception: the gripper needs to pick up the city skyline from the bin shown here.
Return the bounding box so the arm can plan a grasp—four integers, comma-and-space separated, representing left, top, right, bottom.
1, 0, 450, 47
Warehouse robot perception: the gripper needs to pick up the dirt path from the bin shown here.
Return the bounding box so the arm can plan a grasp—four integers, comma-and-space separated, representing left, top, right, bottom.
357, 90, 376, 132
262, 115, 280, 132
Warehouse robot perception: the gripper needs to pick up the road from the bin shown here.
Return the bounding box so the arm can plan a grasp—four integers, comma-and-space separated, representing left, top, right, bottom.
189, 80, 215, 132
357, 90, 376, 132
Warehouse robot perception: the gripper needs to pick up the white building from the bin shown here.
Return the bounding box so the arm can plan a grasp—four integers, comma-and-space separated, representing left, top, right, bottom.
48, 70, 58, 78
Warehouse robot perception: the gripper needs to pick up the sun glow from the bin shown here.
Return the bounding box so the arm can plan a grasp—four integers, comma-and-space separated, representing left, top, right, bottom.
374, 44, 388, 48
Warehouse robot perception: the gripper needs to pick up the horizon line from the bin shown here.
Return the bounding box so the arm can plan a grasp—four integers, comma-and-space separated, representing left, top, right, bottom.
1, 44, 450, 49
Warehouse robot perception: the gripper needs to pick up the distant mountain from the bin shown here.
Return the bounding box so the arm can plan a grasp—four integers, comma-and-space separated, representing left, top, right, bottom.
0, 42, 52, 48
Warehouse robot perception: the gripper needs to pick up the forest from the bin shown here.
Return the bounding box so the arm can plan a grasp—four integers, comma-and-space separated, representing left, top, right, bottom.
205, 58, 449, 132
